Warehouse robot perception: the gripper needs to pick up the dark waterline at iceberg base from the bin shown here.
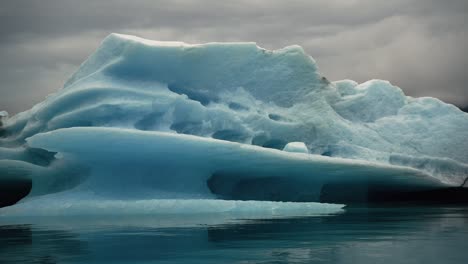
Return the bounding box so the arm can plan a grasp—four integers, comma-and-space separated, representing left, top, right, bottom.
1, 207, 468, 264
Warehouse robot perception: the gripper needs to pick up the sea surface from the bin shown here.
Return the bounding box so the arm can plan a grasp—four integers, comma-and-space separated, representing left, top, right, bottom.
1, 206, 468, 264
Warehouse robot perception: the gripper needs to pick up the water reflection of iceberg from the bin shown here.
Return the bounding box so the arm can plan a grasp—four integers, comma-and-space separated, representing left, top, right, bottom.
1, 208, 467, 263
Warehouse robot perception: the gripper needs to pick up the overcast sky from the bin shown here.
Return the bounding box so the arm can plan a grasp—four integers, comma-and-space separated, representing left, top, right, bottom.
1, 0, 467, 115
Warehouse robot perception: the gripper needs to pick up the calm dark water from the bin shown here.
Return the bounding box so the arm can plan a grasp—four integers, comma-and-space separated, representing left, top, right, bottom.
1, 206, 468, 264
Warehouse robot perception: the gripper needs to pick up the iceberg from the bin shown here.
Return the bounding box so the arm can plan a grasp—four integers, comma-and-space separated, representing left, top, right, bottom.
0, 33, 467, 215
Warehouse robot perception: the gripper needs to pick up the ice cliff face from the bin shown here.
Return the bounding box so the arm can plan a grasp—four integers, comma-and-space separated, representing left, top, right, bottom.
0, 34, 467, 214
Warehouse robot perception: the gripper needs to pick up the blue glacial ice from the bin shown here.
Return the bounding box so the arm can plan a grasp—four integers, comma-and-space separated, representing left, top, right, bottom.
0, 33, 467, 215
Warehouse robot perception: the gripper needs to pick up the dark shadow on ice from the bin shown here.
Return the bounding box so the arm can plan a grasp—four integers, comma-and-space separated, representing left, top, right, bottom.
0, 179, 32, 208
251, 133, 289, 150
168, 84, 219, 106
207, 172, 320, 202
461, 176, 468, 187
208, 172, 468, 205
320, 183, 468, 205
22, 147, 56, 166
212, 129, 249, 143
228, 102, 249, 111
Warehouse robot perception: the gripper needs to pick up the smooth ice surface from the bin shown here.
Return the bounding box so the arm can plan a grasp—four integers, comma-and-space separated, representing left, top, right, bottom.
1, 34, 467, 214
0, 194, 343, 217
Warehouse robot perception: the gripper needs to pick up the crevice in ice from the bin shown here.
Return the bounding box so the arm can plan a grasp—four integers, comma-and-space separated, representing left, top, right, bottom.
268, 113, 290, 122
268, 113, 282, 121
251, 133, 288, 150
262, 139, 288, 150
170, 121, 204, 135
22, 147, 56, 166
228, 102, 249, 111
135, 112, 165, 131
251, 133, 268, 146
461, 177, 468, 188
168, 84, 218, 106
0, 146, 56, 167
212, 129, 249, 143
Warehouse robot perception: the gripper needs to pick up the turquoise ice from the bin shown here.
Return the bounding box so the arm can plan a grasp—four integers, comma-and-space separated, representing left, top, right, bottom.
1, 34, 467, 215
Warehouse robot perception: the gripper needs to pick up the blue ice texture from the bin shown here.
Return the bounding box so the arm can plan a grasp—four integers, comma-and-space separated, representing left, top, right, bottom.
1, 34, 467, 216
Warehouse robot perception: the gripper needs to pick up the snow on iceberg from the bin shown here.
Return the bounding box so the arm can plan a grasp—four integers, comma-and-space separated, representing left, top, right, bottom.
283, 142, 309, 153
0, 33, 467, 214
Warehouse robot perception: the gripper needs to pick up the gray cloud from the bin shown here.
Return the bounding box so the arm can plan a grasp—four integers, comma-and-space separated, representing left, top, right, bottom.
1, 0, 467, 114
